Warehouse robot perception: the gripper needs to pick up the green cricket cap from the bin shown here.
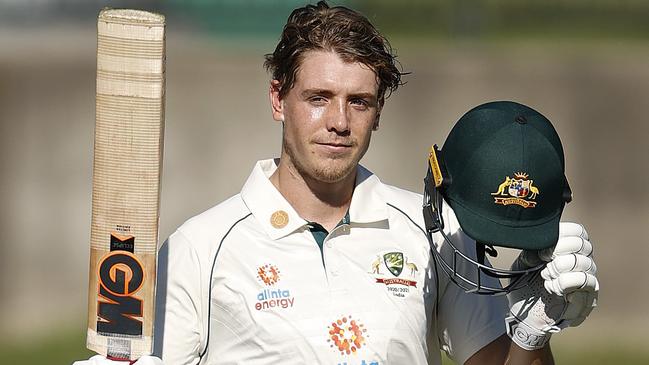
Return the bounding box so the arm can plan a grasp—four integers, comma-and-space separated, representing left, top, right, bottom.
441, 101, 571, 250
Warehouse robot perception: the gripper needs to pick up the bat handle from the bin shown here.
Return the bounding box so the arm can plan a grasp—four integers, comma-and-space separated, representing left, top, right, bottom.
107, 355, 136, 364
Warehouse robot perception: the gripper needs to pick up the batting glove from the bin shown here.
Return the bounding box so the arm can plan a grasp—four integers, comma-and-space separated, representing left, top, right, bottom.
72, 355, 163, 365
505, 222, 599, 351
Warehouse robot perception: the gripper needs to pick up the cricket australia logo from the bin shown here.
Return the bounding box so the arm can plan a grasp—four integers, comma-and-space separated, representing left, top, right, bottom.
491, 172, 540, 208
369, 251, 418, 298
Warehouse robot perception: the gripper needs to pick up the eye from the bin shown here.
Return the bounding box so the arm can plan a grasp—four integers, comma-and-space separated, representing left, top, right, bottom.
350, 98, 369, 110
308, 96, 327, 105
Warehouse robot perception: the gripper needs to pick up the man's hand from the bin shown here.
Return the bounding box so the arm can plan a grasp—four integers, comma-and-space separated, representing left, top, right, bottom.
72, 355, 163, 365
506, 222, 599, 351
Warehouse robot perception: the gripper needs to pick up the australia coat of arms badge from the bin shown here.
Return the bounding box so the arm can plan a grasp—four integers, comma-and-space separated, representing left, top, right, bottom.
491, 172, 540, 208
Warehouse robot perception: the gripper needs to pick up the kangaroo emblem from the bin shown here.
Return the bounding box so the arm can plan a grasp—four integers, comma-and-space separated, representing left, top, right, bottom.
371, 256, 381, 274
491, 176, 511, 196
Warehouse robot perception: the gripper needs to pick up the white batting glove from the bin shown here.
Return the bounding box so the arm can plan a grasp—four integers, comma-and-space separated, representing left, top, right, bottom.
72, 355, 163, 365
505, 222, 599, 350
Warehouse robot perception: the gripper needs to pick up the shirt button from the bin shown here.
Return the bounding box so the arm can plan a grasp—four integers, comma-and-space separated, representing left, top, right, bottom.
326, 241, 333, 248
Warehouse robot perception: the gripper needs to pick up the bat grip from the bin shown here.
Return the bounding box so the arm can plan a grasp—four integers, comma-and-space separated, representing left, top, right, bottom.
107, 355, 136, 364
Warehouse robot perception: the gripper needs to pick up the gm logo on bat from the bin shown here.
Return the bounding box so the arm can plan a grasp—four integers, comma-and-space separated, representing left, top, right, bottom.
96, 234, 145, 336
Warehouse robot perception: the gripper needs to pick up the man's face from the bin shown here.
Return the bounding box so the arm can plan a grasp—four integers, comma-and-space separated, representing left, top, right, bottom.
270, 50, 381, 184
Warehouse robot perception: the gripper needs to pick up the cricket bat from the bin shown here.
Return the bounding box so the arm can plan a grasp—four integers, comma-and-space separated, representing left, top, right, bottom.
86, 9, 165, 360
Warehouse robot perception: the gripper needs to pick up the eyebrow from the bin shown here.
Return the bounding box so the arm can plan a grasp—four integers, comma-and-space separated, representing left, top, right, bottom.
300, 89, 378, 101
348, 92, 378, 101
300, 89, 334, 98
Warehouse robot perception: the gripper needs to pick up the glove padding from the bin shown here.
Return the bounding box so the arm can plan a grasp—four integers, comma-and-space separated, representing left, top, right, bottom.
72, 355, 163, 365
506, 222, 599, 350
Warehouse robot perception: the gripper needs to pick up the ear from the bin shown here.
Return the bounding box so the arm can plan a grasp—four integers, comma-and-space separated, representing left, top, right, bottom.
269, 80, 284, 122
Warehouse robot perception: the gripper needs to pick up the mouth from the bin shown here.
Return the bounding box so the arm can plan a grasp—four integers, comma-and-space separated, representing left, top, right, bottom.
315, 141, 353, 153
320, 142, 352, 147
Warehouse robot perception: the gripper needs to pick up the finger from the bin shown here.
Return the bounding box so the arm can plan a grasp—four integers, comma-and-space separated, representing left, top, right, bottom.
541, 254, 597, 280
543, 272, 599, 296
135, 356, 165, 365
539, 237, 593, 261
544, 272, 599, 295
559, 222, 589, 240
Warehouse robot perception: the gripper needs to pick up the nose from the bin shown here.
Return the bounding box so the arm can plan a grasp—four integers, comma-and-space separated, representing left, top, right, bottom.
326, 99, 350, 135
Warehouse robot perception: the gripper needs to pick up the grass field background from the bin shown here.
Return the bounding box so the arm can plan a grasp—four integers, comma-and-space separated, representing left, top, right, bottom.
2, 326, 649, 364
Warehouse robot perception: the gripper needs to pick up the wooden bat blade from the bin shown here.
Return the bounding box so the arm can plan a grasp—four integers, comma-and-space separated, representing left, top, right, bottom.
87, 8, 165, 360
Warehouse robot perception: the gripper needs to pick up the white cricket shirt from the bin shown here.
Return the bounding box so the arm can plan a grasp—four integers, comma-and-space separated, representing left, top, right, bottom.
154, 159, 507, 365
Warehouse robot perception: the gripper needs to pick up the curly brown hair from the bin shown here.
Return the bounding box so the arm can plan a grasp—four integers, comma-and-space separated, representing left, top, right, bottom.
264, 1, 405, 101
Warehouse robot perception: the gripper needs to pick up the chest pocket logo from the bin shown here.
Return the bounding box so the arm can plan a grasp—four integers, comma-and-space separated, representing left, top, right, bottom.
369, 251, 419, 298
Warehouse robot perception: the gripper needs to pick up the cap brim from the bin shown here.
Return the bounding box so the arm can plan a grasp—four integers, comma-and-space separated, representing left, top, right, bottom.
449, 199, 560, 250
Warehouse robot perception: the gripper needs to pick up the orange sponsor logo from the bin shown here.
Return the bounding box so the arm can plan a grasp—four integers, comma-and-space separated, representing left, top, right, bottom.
256, 264, 281, 286
327, 315, 368, 355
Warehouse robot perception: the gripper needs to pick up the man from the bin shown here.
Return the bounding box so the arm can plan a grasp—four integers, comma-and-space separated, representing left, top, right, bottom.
77, 1, 597, 364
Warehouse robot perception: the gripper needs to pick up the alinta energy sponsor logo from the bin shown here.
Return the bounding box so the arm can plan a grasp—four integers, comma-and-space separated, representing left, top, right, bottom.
328, 315, 368, 355
254, 263, 295, 311
328, 315, 379, 365
369, 251, 418, 298
257, 263, 281, 285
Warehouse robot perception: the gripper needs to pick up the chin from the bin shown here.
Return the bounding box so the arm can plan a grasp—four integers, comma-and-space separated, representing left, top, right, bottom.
312, 160, 357, 183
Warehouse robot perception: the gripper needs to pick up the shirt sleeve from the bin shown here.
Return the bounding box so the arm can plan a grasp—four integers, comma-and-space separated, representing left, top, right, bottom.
153, 230, 205, 365
435, 206, 508, 365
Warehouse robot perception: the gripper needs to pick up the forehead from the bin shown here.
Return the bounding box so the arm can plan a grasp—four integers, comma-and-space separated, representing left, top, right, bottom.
293, 50, 379, 94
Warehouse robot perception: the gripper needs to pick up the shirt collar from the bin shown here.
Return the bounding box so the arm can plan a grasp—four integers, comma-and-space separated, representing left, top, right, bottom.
348, 165, 390, 224
240, 159, 390, 240
240, 159, 307, 240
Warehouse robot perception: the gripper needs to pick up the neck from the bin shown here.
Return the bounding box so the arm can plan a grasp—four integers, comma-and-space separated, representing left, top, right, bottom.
270, 160, 355, 232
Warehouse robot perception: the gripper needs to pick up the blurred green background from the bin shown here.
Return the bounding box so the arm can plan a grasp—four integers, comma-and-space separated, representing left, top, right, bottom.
1, 0, 648, 364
